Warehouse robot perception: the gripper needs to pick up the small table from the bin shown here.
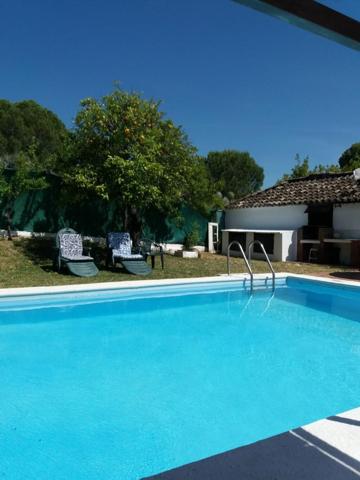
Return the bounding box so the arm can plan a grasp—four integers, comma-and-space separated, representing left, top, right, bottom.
146, 250, 165, 270
140, 239, 165, 270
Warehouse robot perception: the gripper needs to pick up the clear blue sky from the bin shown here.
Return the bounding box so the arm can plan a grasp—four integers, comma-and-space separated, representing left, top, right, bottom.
1, 0, 359, 186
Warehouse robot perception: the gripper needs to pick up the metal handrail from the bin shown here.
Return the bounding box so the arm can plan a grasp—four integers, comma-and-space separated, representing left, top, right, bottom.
227, 241, 253, 287
248, 240, 276, 290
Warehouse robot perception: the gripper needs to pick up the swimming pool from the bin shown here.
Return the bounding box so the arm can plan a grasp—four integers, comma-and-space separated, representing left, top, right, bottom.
1, 276, 360, 479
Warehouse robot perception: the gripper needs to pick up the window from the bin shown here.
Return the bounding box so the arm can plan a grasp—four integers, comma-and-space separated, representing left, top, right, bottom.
253, 233, 274, 254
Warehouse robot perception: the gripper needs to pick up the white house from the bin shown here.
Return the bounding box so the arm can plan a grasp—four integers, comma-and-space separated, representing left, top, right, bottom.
221, 170, 360, 266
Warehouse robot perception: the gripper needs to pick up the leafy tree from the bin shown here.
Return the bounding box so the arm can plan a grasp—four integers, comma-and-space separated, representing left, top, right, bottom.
0, 99, 67, 171
338, 143, 360, 171
279, 154, 311, 182
312, 163, 340, 174
0, 99, 68, 238
206, 150, 264, 201
278, 154, 340, 183
64, 88, 219, 240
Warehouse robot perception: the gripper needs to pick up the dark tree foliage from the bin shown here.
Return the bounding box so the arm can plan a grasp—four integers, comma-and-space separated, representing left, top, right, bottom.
339, 143, 360, 171
206, 150, 264, 200
0, 99, 68, 238
0, 99, 67, 170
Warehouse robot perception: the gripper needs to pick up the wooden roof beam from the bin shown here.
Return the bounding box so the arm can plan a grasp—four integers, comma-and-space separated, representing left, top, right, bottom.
233, 0, 360, 51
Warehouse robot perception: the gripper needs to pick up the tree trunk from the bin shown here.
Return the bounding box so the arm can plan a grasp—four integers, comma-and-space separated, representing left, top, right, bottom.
122, 205, 142, 244
7, 223, 12, 241
5, 206, 14, 241
129, 206, 142, 245
123, 205, 129, 231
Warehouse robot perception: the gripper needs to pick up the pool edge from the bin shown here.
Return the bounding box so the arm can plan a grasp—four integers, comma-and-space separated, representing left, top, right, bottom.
0, 273, 279, 298
0, 271, 360, 298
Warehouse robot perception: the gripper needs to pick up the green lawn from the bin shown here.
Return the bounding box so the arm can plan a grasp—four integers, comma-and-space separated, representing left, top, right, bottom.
0, 238, 357, 289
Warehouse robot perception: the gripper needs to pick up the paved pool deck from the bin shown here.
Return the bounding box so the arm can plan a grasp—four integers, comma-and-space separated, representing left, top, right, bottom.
145, 407, 360, 479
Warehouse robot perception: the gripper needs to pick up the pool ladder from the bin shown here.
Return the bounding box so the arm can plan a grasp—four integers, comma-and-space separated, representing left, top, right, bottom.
227, 240, 275, 291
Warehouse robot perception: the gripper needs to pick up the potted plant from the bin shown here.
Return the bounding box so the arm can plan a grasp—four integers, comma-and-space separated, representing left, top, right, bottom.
177, 223, 201, 258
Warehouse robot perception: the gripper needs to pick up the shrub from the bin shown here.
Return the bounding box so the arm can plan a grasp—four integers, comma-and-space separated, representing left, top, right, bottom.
183, 223, 200, 250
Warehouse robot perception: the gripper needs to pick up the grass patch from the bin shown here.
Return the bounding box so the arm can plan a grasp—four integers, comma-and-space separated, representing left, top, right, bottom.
0, 238, 356, 289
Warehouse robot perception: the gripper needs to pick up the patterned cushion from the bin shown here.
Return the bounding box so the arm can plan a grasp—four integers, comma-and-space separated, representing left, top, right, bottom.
112, 251, 144, 260
63, 255, 93, 261
59, 233, 83, 258
107, 232, 132, 256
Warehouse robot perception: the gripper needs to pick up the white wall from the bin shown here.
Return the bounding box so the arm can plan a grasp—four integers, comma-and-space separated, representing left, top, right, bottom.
333, 203, 360, 238
222, 230, 297, 261
225, 205, 307, 230
223, 202, 360, 265
281, 230, 298, 261
224, 205, 304, 262
332, 203, 360, 265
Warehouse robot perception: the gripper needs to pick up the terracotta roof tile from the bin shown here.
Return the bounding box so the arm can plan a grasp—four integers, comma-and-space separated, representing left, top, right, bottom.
227, 172, 360, 209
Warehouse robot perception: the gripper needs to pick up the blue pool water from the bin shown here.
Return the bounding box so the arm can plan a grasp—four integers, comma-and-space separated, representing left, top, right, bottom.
1, 277, 360, 479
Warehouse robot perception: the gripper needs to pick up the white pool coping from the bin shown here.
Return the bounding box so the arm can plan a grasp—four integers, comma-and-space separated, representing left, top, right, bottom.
1, 272, 360, 471
1, 270, 360, 298
0, 272, 277, 297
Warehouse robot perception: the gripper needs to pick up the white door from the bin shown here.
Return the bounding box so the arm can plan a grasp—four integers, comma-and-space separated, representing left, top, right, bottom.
208, 222, 219, 253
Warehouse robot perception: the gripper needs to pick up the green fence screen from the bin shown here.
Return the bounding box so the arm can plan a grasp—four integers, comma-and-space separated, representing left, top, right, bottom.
0, 177, 211, 245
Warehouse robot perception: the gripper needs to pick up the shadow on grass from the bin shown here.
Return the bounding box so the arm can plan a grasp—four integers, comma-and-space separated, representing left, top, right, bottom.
40, 265, 56, 273
12, 238, 142, 282
13, 238, 54, 265
13, 238, 109, 270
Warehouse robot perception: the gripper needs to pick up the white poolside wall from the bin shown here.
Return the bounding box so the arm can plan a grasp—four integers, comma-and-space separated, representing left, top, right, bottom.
225, 205, 308, 231
333, 204, 360, 237
222, 203, 360, 264
222, 205, 306, 261
333, 204, 360, 264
